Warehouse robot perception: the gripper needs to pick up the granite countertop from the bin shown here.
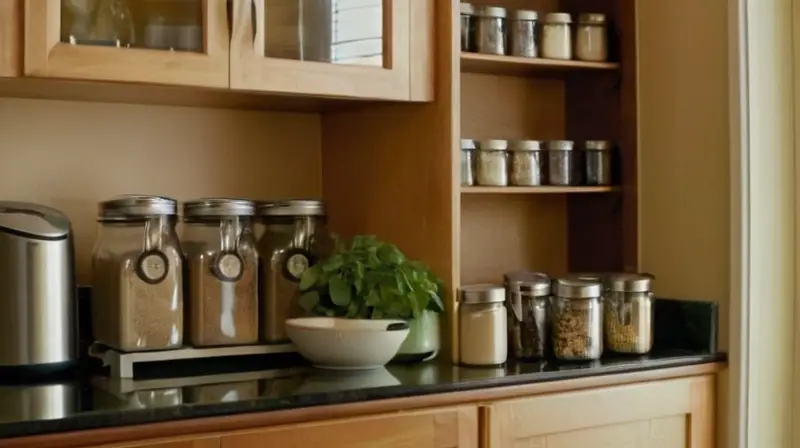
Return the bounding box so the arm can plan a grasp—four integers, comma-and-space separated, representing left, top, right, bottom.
0, 349, 725, 440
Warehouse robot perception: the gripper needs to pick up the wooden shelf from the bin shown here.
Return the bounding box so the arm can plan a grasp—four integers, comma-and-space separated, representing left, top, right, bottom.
460, 53, 620, 76
461, 186, 617, 194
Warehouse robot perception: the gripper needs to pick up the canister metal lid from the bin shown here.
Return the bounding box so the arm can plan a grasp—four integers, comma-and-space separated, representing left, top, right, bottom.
508, 140, 543, 151
461, 138, 476, 150
544, 12, 572, 24
505, 271, 550, 296
258, 200, 326, 217
547, 140, 575, 151
460, 284, 506, 304
579, 13, 606, 24
99, 195, 177, 220
460, 2, 474, 15
609, 273, 654, 292
478, 6, 507, 18
478, 139, 509, 151
0, 201, 70, 239
553, 278, 602, 299
585, 140, 613, 150
514, 10, 539, 21
183, 198, 256, 218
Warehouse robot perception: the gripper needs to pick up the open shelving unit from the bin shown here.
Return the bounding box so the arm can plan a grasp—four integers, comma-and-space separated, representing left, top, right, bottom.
460, 52, 620, 76
461, 186, 618, 194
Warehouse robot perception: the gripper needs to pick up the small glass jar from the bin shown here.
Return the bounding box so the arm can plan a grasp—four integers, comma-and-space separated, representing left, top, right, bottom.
550, 278, 603, 360
183, 199, 259, 347
92, 195, 183, 352
509, 139, 545, 186
459, 284, 507, 366
546, 140, 575, 185
605, 273, 654, 354
541, 12, 572, 60
461, 138, 477, 186
585, 140, 613, 185
476, 6, 507, 55
575, 13, 608, 62
505, 271, 550, 360
510, 10, 538, 58
460, 2, 477, 52
476, 139, 509, 186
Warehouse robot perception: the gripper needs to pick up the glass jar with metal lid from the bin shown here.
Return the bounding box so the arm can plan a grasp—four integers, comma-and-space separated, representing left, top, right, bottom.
461, 138, 477, 186
550, 278, 603, 360
584, 140, 614, 185
509, 139, 545, 186
575, 13, 608, 62
182, 198, 259, 347
546, 140, 575, 185
510, 10, 539, 58
460, 2, 477, 52
505, 271, 549, 360
91, 195, 183, 352
476, 139, 509, 186
541, 12, 573, 60
257, 200, 330, 343
476, 6, 508, 55
459, 284, 507, 366
604, 273, 654, 354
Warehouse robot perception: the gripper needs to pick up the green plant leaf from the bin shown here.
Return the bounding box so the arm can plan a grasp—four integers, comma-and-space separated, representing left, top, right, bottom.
427, 291, 445, 313
367, 246, 381, 268
299, 265, 320, 291
345, 300, 360, 318
298, 290, 320, 312
329, 275, 352, 307
378, 244, 405, 265
366, 290, 381, 306
372, 308, 384, 319
322, 255, 344, 272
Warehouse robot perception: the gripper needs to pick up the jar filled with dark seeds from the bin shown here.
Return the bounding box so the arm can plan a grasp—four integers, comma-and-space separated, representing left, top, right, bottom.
509, 139, 545, 186
584, 140, 613, 185
505, 271, 550, 360
477, 6, 508, 55
461, 138, 477, 186
546, 140, 575, 185
510, 10, 539, 58
460, 3, 477, 52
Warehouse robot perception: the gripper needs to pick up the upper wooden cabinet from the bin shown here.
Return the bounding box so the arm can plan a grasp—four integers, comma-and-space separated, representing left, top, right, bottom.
19, 0, 433, 101
0, 0, 21, 77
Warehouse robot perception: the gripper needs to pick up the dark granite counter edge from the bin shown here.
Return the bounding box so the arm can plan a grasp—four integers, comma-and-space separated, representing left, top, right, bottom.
0, 354, 725, 440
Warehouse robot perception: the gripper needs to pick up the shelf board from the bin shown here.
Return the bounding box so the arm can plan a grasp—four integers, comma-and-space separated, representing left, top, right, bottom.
461, 186, 617, 194
460, 53, 620, 76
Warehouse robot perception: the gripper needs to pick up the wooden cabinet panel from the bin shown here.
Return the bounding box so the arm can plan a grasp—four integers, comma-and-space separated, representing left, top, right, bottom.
486, 375, 714, 448
0, 0, 21, 76
87, 435, 220, 448
221, 406, 478, 448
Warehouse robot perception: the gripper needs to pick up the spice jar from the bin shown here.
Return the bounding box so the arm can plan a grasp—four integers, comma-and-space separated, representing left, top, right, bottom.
461, 138, 477, 186
584, 140, 613, 185
550, 278, 603, 360
505, 272, 549, 360
476, 6, 507, 55
459, 284, 507, 366
476, 139, 509, 186
509, 139, 545, 186
575, 13, 608, 62
510, 10, 538, 58
183, 199, 259, 347
546, 140, 575, 185
92, 195, 183, 352
605, 273, 654, 354
541, 13, 572, 60
460, 3, 477, 52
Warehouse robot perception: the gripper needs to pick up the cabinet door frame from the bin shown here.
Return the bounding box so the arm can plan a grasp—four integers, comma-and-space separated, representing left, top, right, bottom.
230, 0, 411, 101
23, 0, 229, 88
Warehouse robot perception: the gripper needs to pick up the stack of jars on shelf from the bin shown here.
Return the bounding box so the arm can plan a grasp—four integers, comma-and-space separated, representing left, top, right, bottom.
457, 272, 653, 366
460, 3, 609, 62
461, 138, 615, 187
91, 195, 329, 353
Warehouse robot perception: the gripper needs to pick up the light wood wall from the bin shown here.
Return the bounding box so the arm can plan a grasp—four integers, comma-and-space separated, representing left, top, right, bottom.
0, 97, 322, 283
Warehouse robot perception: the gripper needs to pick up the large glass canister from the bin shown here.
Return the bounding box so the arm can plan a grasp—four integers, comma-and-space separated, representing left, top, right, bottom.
182, 198, 259, 347
605, 273, 654, 354
257, 200, 329, 344
505, 271, 550, 360
550, 278, 603, 360
92, 195, 183, 352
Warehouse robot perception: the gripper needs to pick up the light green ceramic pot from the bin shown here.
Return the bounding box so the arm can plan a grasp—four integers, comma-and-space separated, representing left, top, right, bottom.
393, 310, 441, 363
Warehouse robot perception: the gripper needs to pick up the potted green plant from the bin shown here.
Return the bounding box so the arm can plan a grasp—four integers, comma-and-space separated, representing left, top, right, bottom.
297, 235, 445, 362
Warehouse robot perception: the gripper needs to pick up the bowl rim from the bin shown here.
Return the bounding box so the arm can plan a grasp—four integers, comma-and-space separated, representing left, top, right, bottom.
285, 317, 409, 333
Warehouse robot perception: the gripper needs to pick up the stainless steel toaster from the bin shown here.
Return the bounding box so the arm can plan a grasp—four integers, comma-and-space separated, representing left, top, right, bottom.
0, 202, 76, 373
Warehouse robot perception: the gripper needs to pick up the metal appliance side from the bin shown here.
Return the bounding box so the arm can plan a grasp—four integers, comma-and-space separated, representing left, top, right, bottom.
0, 383, 78, 421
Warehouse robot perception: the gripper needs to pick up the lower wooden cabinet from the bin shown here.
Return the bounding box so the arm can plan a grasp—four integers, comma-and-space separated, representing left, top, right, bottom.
88, 436, 220, 448
484, 375, 715, 448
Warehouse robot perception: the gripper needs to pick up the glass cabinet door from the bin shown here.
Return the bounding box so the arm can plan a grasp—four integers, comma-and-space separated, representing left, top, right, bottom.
24, 0, 229, 88
231, 0, 412, 100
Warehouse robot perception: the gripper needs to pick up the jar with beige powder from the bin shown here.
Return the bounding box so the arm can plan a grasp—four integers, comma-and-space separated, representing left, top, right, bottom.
182, 198, 259, 347
92, 195, 184, 352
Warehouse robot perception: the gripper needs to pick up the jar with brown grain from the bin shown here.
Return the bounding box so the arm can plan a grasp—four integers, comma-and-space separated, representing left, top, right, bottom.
92, 195, 183, 352
550, 278, 603, 360
605, 273, 654, 354
183, 199, 259, 347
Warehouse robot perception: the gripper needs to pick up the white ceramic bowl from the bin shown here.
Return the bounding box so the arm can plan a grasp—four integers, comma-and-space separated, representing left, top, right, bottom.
285, 317, 410, 370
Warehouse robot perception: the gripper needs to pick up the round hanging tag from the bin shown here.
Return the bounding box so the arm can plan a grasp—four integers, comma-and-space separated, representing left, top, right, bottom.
213, 252, 244, 282
282, 248, 313, 282
136, 250, 169, 284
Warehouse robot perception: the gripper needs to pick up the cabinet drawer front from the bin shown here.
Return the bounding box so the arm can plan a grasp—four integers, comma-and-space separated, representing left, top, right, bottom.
221, 406, 478, 448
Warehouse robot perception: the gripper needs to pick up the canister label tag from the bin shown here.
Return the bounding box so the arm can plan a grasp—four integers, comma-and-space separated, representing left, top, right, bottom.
282, 249, 314, 282
136, 250, 169, 284
212, 252, 244, 282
